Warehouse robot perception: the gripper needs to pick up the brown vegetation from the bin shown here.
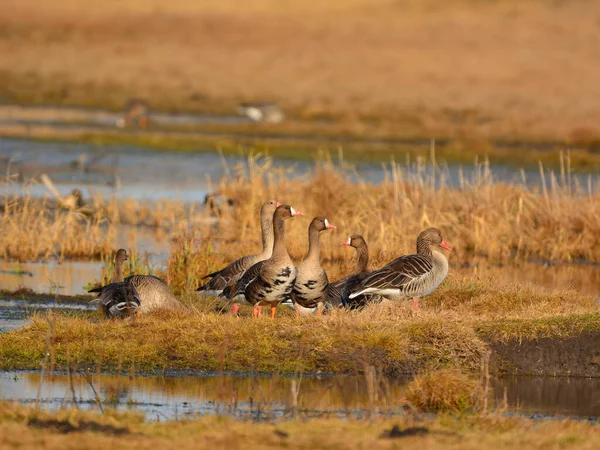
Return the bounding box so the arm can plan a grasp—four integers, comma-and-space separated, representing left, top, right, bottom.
0, 276, 597, 374
162, 155, 600, 295
1, 0, 600, 145
2, 401, 600, 449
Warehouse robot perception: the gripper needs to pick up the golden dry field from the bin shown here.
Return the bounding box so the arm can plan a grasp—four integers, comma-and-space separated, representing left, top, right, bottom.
1, 0, 600, 145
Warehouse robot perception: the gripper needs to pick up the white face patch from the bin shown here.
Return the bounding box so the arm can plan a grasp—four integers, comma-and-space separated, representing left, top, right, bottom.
290, 206, 296, 216
324, 218, 329, 228
345, 237, 352, 245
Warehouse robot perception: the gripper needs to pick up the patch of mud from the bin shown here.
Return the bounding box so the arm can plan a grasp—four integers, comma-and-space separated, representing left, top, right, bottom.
489, 331, 600, 377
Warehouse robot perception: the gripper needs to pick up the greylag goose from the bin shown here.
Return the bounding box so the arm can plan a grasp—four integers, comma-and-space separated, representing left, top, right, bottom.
89, 249, 141, 318
291, 217, 336, 315
197, 200, 280, 298
89, 249, 186, 314
223, 204, 302, 319
326, 235, 369, 307
342, 227, 451, 309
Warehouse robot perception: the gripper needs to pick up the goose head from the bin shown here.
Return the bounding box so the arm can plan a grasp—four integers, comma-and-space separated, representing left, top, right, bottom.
341, 234, 365, 248
274, 204, 303, 220
417, 227, 452, 253
311, 216, 336, 232
115, 248, 129, 263
261, 199, 282, 219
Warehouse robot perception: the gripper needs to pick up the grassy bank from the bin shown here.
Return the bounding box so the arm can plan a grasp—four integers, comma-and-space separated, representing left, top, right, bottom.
0, 278, 597, 375
2, 400, 600, 449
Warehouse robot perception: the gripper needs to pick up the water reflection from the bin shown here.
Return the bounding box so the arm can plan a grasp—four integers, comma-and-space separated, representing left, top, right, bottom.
455, 259, 600, 297
1, 371, 599, 421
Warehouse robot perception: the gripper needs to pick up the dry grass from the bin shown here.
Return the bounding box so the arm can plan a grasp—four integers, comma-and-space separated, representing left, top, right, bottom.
162, 154, 600, 295
0, 173, 205, 261
2, 152, 598, 269
2, 401, 600, 449
0, 276, 597, 374
1, 0, 600, 145
406, 368, 481, 413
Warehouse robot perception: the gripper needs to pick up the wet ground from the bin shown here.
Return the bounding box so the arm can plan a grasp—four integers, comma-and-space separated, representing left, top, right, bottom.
1, 135, 599, 422
0, 370, 599, 422
2, 138, 598, 203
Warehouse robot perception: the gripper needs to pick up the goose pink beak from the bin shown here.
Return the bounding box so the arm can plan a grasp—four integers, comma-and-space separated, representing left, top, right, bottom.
326, 223, 336, 229
341, 237, 351, 246
440, 239, 452, 252
276, 201, 283, 207
291, 210, 303, 217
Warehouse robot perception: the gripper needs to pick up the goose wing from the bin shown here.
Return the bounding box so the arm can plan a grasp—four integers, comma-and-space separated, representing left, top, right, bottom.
90, 282, 141, 318
222, 260, 264, 300
124, 274, 168, 287
346, 254, 433, 299
198, 254, 256, 291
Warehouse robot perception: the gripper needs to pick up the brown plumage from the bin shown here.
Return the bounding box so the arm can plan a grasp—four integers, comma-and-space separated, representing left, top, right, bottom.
291, 217, 336, 314
225, 204, 302, 319
88, 249, 141, 318
342, 227, 452, 309
198, 200, 280, 296
89, 249, 186, 315
327, 234, 369, 307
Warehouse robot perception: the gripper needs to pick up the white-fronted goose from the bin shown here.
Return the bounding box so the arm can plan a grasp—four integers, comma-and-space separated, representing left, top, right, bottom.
342, 228, 451, 309
327, 235, 369, 307
223, 204, 302, 319
198, 200, 280, 298
291, 217, 336, 315
89, 249, 141, 318
89, 249, 186, 314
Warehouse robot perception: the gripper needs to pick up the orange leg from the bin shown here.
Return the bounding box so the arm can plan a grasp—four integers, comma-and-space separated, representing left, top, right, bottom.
232, 304, 240, 317
295, 305, 300, 318
257, 305, 263, 317
412, 298, 420, 309
270, 304, 277, 320
253, 305, 260, 318
136, 311, 142, 318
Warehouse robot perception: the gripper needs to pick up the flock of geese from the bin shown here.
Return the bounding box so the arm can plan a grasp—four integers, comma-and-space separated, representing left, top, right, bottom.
89, 201, 452, 319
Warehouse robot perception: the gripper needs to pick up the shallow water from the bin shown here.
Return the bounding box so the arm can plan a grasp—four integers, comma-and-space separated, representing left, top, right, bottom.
0, 298, 93, 333
0, 371, 598, 422
2, 138, 598, 203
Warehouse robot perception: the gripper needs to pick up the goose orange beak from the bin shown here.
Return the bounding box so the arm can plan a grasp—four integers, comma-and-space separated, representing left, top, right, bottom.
440, 239, 452, 252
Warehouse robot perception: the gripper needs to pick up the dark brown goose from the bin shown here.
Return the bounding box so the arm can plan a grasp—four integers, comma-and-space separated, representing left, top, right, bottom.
89, 249, 186, 314
342, 228, 451, 309
198, 200, 280, 298
89, 249, 141, 318
291, 217, 336, 314
326, 235, 369, 307
224, 204, 302, 319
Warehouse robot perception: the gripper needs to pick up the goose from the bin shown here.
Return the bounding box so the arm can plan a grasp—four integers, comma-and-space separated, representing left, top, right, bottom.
197, 200, 281, 299
89, 249, 186, 314
117, 98, 150, 128
327, 235, 370, 307
223, 204, 302, 319
238, 103, 284, 123
342, 227, 451, 309
89, 249, 141, 318
290, 217, 336, 315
